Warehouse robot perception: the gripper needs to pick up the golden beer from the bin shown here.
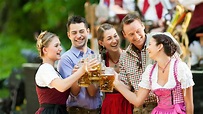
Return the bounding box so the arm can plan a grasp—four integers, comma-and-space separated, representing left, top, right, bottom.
99, 74, 115, 92
78, 72, 90, 87
88, 63, 101, 81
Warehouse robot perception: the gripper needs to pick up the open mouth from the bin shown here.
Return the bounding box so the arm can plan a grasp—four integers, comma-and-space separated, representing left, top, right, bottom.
57, 52, 61, 56
77, 39, 85, 44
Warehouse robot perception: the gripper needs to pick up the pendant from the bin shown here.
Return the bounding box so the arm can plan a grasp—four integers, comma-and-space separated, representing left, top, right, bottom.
114, 64, 117, 68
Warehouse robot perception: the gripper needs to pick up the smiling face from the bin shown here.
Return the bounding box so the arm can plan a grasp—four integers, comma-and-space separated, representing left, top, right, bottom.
99, 28, 120, 52
122, 19, 146, 50
68, 23, 89, 50
147, 37, 161, 60
43, 36, 62, 61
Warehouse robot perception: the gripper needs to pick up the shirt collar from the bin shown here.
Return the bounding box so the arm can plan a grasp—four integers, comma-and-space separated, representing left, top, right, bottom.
70, 46, 94, 58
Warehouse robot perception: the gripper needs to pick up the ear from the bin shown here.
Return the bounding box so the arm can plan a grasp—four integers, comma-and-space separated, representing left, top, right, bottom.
98, 40, 103, 46
67, 32, 70, 39
122, 31, 127, 39
158, 44, 163, 51
141, 22, 145, 29
86, 28, 90, 33
42, 47, 48, 55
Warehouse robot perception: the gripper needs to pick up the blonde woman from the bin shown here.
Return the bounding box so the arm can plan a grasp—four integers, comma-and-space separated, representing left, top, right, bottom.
35, 31, 98, 114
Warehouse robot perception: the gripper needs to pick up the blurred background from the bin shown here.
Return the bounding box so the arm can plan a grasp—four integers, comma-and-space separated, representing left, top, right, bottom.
0, 0, 202, 114
0, 0, 99, 113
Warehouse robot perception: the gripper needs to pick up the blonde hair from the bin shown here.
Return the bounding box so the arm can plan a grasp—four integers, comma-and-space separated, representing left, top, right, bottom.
36, 31, 57, 57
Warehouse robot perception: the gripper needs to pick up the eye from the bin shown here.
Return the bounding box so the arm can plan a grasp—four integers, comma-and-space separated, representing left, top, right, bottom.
136, 29, 141, 33
114, 34, 118, 38
55, 43, 61, 47
71, 31, 77, 35
79, 29, 85, 34
107, 37, 112, 41
129, 33, 134, 37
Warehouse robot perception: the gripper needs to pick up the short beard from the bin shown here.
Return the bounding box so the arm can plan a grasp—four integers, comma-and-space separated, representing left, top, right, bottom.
75, 39, 87, 49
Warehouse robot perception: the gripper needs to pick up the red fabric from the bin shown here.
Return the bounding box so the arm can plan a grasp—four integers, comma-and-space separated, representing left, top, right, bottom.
36, 86, 70, 104
103, 53, 133, 114
101, 93, 133, 114
142, 0, 150, 15
155, 2, 163, 19
35, 85, 70, 113
142, 0, 163, 19
188, 3, 203, 30
104, 0, 123, 7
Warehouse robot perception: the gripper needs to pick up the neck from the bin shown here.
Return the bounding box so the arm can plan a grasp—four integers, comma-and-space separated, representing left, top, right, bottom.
108, 48, 122, 62
157, 56, 171, 73
43, 58, 55, 66
132, 43, 144, 51
75, 44, 88, 53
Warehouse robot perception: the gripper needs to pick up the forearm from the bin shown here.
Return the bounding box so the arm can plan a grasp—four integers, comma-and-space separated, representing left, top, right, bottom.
51, 67, 85, 92
184, 87, 194, 114
70, 81, 81, 96
114, 80, 141, 107
186, 105, 194, 114
87, 84, 98, 97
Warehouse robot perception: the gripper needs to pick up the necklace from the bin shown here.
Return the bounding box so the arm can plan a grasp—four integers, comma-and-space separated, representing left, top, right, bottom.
107, 53, 119, 68
159, 59, 171, 73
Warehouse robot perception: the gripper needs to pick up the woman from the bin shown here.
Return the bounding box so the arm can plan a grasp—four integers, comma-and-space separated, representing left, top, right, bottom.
97, 23, 133, 114
114, 33, 194, 114
35, 31, 98, 114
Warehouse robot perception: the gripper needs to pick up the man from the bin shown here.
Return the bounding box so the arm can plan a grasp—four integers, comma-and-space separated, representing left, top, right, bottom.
58, 15, 101, 114
119, 12, 157, 114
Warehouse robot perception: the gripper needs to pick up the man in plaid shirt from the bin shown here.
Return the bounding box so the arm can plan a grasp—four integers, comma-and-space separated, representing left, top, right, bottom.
119, 12, 157, 114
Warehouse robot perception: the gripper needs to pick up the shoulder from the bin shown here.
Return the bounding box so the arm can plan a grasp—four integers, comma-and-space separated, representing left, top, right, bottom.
61, 50, 72, 59
39, 63, 55, 71
175, 60, 195, 88
59, 50, 75, 64
176, 60, 190, 71
141, 64, 154, 78
145, 64, 154, 74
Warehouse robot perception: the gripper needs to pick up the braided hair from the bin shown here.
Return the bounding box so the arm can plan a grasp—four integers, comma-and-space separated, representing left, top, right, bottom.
152, 34, 177, 57
96, 23, 114, 61
36, 31, 57, 57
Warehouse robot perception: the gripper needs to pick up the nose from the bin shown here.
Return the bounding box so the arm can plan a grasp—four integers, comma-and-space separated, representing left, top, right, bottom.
59, 45, 63, 51
146, 45, 149, 50
76, 33, 82, 38
112, 37, 118, 43
133, 33, 140, 41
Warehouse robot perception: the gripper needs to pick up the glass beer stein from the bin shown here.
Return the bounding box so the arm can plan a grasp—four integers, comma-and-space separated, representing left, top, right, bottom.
88, 54, 102, 81
78, 59, 91, 87
100, 67, 115, 92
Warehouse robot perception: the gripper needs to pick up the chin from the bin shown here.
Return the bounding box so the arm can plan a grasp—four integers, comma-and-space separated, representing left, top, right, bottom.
56, 57, 61, 60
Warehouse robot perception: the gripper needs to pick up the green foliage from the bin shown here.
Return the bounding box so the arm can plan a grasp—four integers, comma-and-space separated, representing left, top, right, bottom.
0, 0, 87, 79
0, 87, 9, 98
0, 34, 36, 79
0, 0, 86, 41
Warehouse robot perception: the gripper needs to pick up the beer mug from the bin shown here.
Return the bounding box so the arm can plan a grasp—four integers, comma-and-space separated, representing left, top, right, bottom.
87, 54, 102, 81
78, 59, 91, 87
100, 67, 115, 92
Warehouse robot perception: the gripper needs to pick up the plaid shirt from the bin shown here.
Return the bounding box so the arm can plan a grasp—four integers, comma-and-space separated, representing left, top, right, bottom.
119, 41, 156, 103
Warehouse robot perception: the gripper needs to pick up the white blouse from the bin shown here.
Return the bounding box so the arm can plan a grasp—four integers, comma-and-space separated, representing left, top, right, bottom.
139, 59, 195, 90
35, 63, 62, 88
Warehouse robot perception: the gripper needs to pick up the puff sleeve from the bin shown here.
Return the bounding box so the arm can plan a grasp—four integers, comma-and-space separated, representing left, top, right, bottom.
139, 64, 153, 90
177, 61, 195, 89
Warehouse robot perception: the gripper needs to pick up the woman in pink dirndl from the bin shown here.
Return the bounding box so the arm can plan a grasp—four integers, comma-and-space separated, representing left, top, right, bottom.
114, 33, 194, 114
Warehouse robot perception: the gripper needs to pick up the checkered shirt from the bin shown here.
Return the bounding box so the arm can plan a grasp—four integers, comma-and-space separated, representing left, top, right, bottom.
119, 43, 156, 103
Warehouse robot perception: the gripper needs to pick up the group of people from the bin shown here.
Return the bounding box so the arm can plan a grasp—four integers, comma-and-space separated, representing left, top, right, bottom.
34, 12, 195, 114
